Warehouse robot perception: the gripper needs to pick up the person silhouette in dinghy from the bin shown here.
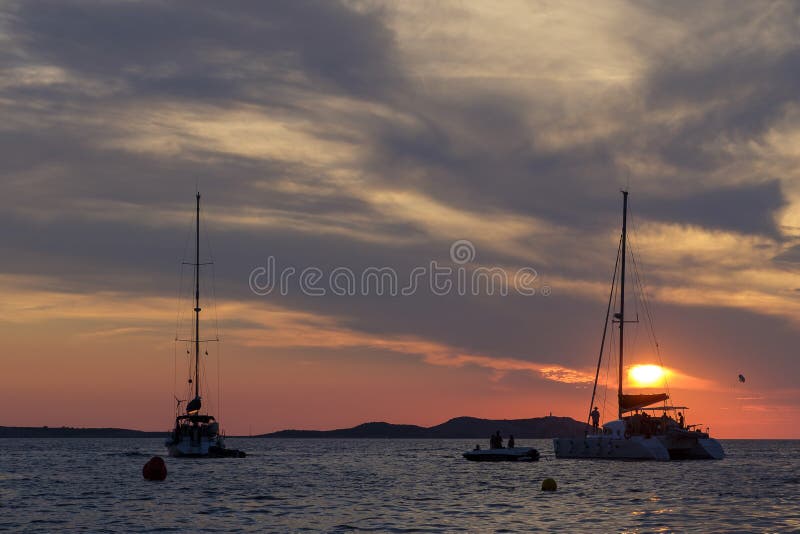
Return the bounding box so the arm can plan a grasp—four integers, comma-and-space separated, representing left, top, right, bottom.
489, 431, 503, 449
507, 435, 515, 448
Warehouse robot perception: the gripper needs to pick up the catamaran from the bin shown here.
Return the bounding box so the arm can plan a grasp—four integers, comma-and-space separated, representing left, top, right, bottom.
553, 191, 723, 460
165, 193, 245, 458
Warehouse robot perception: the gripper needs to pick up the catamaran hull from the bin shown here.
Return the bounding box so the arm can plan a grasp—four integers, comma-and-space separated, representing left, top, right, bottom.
552, 435, 724, 461
667, 437, 724, 460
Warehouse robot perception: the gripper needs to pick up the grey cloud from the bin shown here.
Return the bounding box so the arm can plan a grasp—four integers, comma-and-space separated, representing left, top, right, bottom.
772, 244, 800, 264
363, 91, 623, 231
6, 0, 403, 100
362, 86, 788, 240
636, 180, 786, 238
645, 48, 800, 172
5, 0, 790, 240
0, 120, 371, 215
638, 2, 800, 172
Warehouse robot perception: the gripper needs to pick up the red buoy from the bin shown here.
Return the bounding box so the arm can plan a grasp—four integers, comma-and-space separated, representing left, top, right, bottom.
142, 456, 167, 481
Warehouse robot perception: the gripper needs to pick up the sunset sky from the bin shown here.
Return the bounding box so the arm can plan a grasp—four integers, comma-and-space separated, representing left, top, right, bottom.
1, 1, 799, 438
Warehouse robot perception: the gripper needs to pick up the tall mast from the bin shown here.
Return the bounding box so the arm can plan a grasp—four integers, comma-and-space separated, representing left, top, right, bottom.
618, 190, 628, 419
587, 239, 621, 427
194, 192, 201, 401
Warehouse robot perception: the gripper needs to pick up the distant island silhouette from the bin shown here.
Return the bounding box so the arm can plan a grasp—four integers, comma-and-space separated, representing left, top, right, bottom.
1, 416, 590, 439
0, 426, 166, 438
257, 416, 590, 439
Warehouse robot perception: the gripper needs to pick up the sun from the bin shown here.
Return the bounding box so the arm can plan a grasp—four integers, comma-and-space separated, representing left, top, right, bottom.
629, 364, 666, 386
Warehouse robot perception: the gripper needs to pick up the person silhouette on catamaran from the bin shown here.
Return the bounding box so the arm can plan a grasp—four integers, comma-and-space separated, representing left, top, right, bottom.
590, 406, 600, 432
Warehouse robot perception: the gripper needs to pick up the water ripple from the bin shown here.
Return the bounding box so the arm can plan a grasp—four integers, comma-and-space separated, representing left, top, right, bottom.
0, 438, 797, 531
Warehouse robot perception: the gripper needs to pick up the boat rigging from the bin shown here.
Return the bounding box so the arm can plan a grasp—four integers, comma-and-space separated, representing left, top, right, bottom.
165, 192, 245, 458
554, 191, 724, 460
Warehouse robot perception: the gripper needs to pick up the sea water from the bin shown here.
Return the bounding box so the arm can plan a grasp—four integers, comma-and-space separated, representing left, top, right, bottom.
0, 438, 797, 532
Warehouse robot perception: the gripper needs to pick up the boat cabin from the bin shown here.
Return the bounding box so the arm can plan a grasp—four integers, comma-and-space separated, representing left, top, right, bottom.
171, 414, 220, 443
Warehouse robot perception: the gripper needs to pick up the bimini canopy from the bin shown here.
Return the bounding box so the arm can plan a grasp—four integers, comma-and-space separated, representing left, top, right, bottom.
620, 393, 669, 412
186, 396, 202, 414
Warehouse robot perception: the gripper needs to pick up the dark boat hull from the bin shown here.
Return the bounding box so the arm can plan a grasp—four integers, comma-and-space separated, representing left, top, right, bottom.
463, 447, 540, 462
166, 445, 246, 458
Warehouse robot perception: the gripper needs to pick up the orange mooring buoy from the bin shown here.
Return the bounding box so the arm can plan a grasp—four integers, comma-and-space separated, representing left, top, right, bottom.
142, 456, 167, 481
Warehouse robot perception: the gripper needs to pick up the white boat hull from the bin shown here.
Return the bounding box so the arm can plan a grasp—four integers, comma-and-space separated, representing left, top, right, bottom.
166, 434, 221, 458
553, 434, 724, 461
